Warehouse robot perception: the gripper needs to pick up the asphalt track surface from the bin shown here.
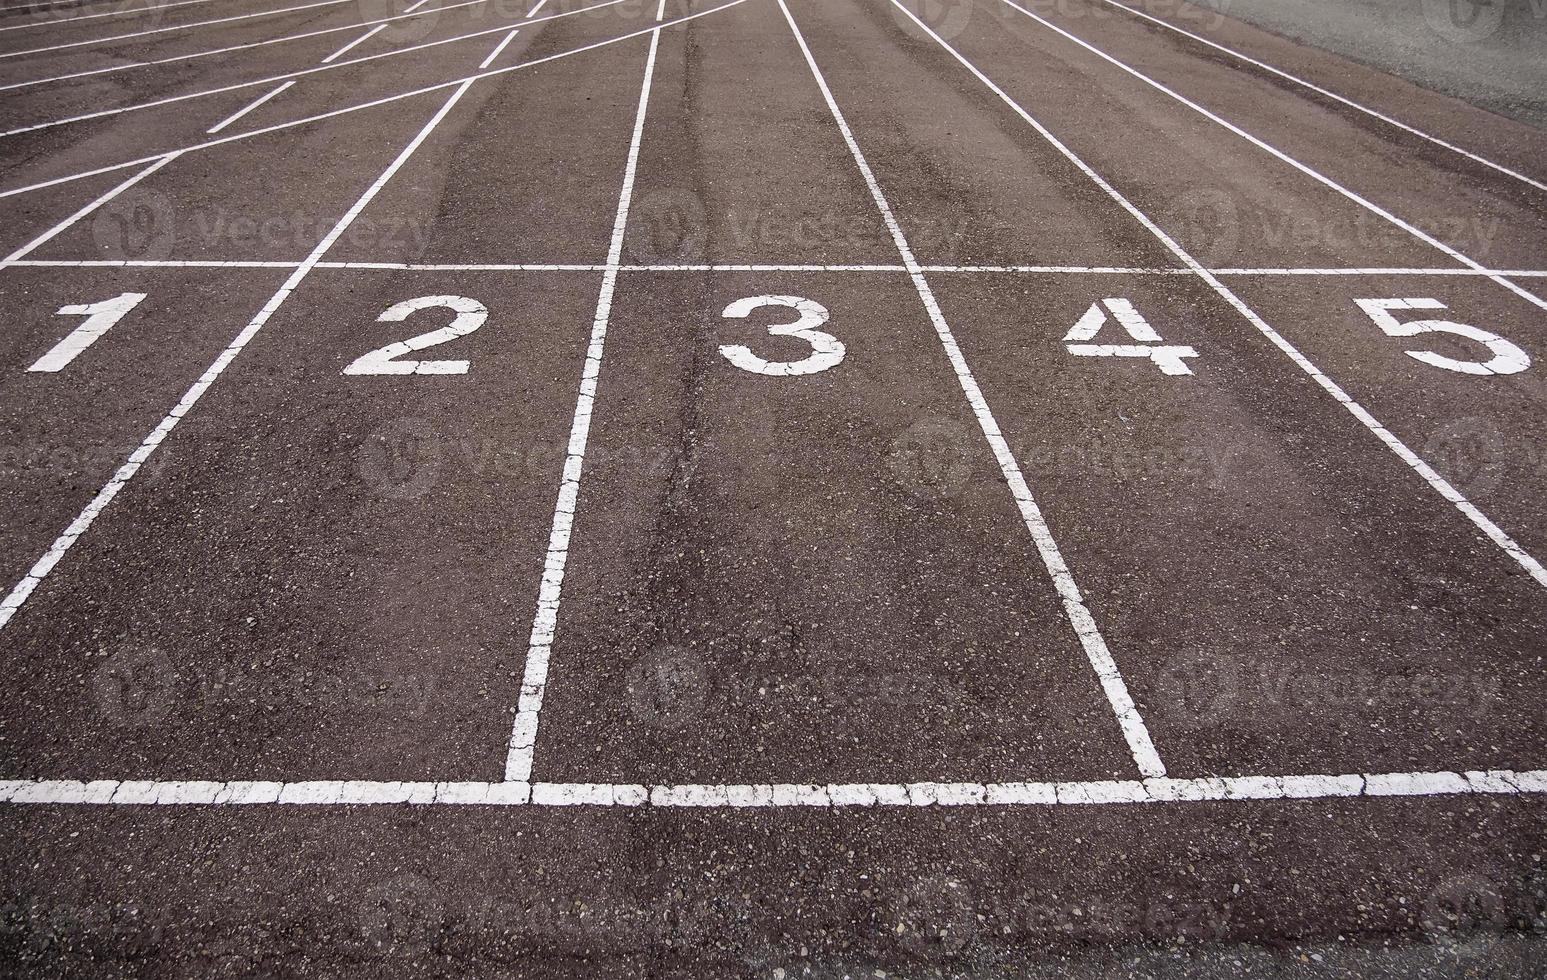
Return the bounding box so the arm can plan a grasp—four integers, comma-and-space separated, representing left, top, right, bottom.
0, 0, 1544, 974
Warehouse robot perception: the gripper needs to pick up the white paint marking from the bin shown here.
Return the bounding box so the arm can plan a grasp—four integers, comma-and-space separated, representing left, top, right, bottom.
11, 260, 1547, 277
322, 23, 386, 63
343, 294, 487, 376
479, 28, 520, 68
0, 0, 223, 33
0, 0, 624, 138
992, 0, 1547, 315
206, 81, 294, 135
0, 154, 179, 267
0, 0, 499, 95
718, 294, 845, 376
779, 0, 1166, 778
0, 770, 1544, 806
890, 0, 1547, 590
504, 0, 668, 783
1353, 298, 1530, 376
0, 0, 747, 202
0, 54, 502, 633
28, 292, 147, 373
1062, 298, 1197, 375
0, 0, 356, 61
1097, 0, 1547, 194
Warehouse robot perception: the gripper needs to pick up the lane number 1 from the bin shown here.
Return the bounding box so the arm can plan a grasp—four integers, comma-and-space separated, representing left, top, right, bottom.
28, 292, 147, 373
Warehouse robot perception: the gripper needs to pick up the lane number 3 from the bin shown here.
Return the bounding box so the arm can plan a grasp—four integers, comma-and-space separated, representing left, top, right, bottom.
1354, 298, 1529, 376
718, 295, 845, 376
344, 295, 487, 376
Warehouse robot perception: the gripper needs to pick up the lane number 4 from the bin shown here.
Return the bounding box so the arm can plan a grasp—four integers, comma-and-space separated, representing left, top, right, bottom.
1064, 298, 1197, 376
1354, 298, 1529, 376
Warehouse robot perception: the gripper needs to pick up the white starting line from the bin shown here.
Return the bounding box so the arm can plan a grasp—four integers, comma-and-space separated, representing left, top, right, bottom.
1, 769, 1543, 807
7, 260, 1547, 277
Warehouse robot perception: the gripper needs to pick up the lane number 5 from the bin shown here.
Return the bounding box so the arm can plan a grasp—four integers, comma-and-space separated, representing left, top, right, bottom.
1354, 298, 1529, 376
718, 295, 845, 376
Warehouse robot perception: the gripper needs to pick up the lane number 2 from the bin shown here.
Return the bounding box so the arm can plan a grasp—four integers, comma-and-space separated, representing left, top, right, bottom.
718, 295, 845, 376
1354, 298, 1529, 376
28, 292, 147, 373
344, 295, 487, 376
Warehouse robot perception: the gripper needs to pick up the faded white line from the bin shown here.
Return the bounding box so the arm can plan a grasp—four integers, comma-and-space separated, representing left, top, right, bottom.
0, 0, 635, 138
780, 0, 1166, 778
11, 259, 1547, 277
892, 0, 1547, 588
0, 154, 179, 267
993, 0, 1547, 314
0, 45, 508, 633
1097, 0, 1547, 194
0, 0, 498, 95
206, 81, 293, 134
0, 0, 748, 201
0, 770, 1542, 806
0, 0, 222, 32
0, 0, 355, 60
505, 0, 667, 783
322, 23, 385, 62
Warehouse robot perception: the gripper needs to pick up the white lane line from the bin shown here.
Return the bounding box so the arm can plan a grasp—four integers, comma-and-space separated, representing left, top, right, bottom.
321, 22, 385, 62
0, 769, 1541, 806
0, 154, 180, 267
778, 0, 1166, 779
1096, 0, 1547, 195
0, 57, 502, 634
0, 1, 775, 204
9, 259, 300, 268
892, 0, 1547, 590
1213, 268, 1547, 278
504, 0, 667, 784
12, 259, 1547, 277
0, 0, 499, 95
478, 0, 548, 68
479, 28, 520, 68
0, 0, 355, 60
0, 0, 634, 138
0, 0, 222, 32
205, 81, 294, 134
992, 0, 1547, 315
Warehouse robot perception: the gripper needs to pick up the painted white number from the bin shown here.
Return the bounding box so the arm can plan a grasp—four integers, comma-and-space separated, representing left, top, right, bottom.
343, 295, 487, 376
718, 294, 845, 376
1354, 298, 1529, 376
28, 292, 147, 373
1064, 298, 1197, 376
